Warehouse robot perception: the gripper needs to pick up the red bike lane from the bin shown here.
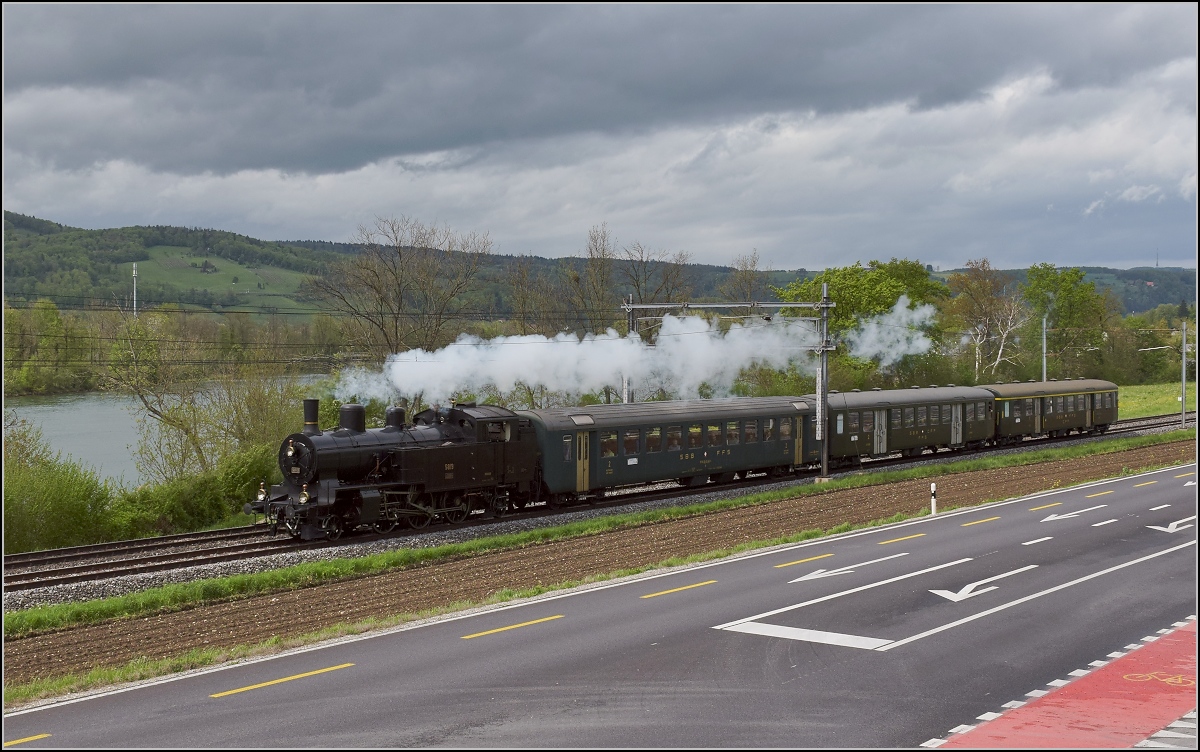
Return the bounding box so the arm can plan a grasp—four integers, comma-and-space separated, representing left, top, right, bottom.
940, 618, 1197, 748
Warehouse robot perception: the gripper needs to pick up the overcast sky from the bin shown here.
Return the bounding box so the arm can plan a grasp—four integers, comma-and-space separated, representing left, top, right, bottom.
3, 4, 1196, 271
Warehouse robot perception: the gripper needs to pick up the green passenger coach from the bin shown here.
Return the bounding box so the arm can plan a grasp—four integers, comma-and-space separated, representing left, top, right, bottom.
518, 397, 814, 504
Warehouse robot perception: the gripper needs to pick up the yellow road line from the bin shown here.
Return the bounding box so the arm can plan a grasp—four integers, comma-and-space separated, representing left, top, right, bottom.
1175, 472, 1195, 478
878, 534, 925, 545
462, 615, 564, 640
210, 663, 354, 698
1030, 502, 1062, 511
640, 580, 718, 598
3, 735, 51, 747
774, 553, 834, 569
1086, 491, 1114, 498
1134, 481, 1158, 487
961, 516, 1001, 527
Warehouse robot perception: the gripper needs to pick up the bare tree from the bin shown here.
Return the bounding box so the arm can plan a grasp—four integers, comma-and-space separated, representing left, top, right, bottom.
503, 255, 563, 336
308, 215, 492, 358
619, 242, 694, 305
564, 223, 617, 334
719, 248, 768, 318
946, 258, 1029, 380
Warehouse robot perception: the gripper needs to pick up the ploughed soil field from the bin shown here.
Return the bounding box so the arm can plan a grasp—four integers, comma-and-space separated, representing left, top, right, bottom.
5, 440, 1195, 691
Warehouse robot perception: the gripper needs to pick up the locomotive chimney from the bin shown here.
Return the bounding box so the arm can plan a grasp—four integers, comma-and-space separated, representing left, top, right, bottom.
385, 406, 406, 429
303, 398, 322, 436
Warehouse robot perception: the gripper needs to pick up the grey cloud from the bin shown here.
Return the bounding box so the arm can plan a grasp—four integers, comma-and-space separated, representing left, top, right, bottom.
4, 4, 1195, 175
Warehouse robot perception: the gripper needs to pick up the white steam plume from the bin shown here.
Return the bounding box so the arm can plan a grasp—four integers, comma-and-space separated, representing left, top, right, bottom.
335, 314, 821, 405
843, 295, 937, 366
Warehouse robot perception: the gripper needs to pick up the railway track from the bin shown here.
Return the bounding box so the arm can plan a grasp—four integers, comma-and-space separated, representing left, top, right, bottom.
4, 411, 1191, 593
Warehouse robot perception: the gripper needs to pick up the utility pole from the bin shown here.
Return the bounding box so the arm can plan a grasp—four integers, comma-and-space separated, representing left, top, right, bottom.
1042, 315, 1047, 381
133, 262, 138, 318
1183, 321, 1188, 429
623, 293, 635, 403
620, 289, 836, 477
817, 283, 833, 478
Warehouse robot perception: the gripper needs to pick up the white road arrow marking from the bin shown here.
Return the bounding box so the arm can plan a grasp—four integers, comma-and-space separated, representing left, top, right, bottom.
930, 565, 1039, 603
1041, 504, 1107, 522
789, 553, 908, 583
1147, 516, 1196, 534
1186, 481, 1195, 486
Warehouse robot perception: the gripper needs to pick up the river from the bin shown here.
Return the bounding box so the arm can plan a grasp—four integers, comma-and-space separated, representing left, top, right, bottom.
5, 392, 145, 487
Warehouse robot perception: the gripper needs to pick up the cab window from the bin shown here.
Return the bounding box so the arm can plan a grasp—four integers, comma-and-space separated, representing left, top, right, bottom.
562, 434, 573, 461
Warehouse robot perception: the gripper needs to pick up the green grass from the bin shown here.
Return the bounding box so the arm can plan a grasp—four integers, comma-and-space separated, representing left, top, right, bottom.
134, 246, 318, 313
4, 428, 1193, 707
1118, 381, 1196, 420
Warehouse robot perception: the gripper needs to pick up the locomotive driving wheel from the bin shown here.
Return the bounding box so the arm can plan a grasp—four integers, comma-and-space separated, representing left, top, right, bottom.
324, 516, 344, 541
443, 496, 470, 524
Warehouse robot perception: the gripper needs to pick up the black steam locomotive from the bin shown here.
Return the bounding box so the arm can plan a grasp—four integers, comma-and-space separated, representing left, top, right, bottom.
249, 379, 1118, 540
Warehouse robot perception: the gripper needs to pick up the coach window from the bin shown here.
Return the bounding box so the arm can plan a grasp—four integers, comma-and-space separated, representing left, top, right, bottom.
978, 402, 987, 419
836, 413, 844, 435
942, 404, 952, 424
966, 403, 975, 422
916, 406, 927, 426
1025, 398, 1034, 415
780, 418, 793, 439
903, 407, 915, 428
862, 411, 874, 433
600, 431, 618, 458
930, 405, 939, 424
1058, 396, 1066, 413
1044, 398, 1053, 415
1003, 402, 1010, 418
1012, 401, 1020, 418
646, 427, 662, 453
764, 418, 776, 441
707, 424, 724, 446
744, 419, 759, 443
562, 435, 572, 461
847, 411, 859, 433
726, 421, 740, 445
623, 429, 641, 455
687, 424, 703, 449
891, 408, 902, 429
667, 426, 683, 451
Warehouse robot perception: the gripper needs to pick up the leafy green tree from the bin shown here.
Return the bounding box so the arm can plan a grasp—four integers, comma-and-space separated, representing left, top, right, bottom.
1021, 263, 1120, 377
774, 258, 949, 333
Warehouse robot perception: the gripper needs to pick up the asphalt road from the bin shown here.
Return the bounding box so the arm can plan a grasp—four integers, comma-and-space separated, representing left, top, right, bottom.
4, 464, 1196, 748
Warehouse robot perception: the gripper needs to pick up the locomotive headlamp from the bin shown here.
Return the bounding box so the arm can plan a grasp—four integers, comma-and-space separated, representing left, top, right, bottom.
299, 484, 310, 504
287, 439, 295, 458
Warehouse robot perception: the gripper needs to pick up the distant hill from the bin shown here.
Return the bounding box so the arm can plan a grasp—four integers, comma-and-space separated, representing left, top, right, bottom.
4, 211, 1193, 316
933, 265, 1196, 315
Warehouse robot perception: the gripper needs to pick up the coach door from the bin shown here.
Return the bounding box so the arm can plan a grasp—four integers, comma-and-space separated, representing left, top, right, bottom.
1033, 399, 1042, 434
1084, 394, 1094, 429
575, 432, 591, 493
873, 409, 888, 454
951, 403, 963, 445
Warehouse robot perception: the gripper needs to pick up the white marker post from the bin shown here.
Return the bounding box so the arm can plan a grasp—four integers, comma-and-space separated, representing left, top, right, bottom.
930, 482, 937, 515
